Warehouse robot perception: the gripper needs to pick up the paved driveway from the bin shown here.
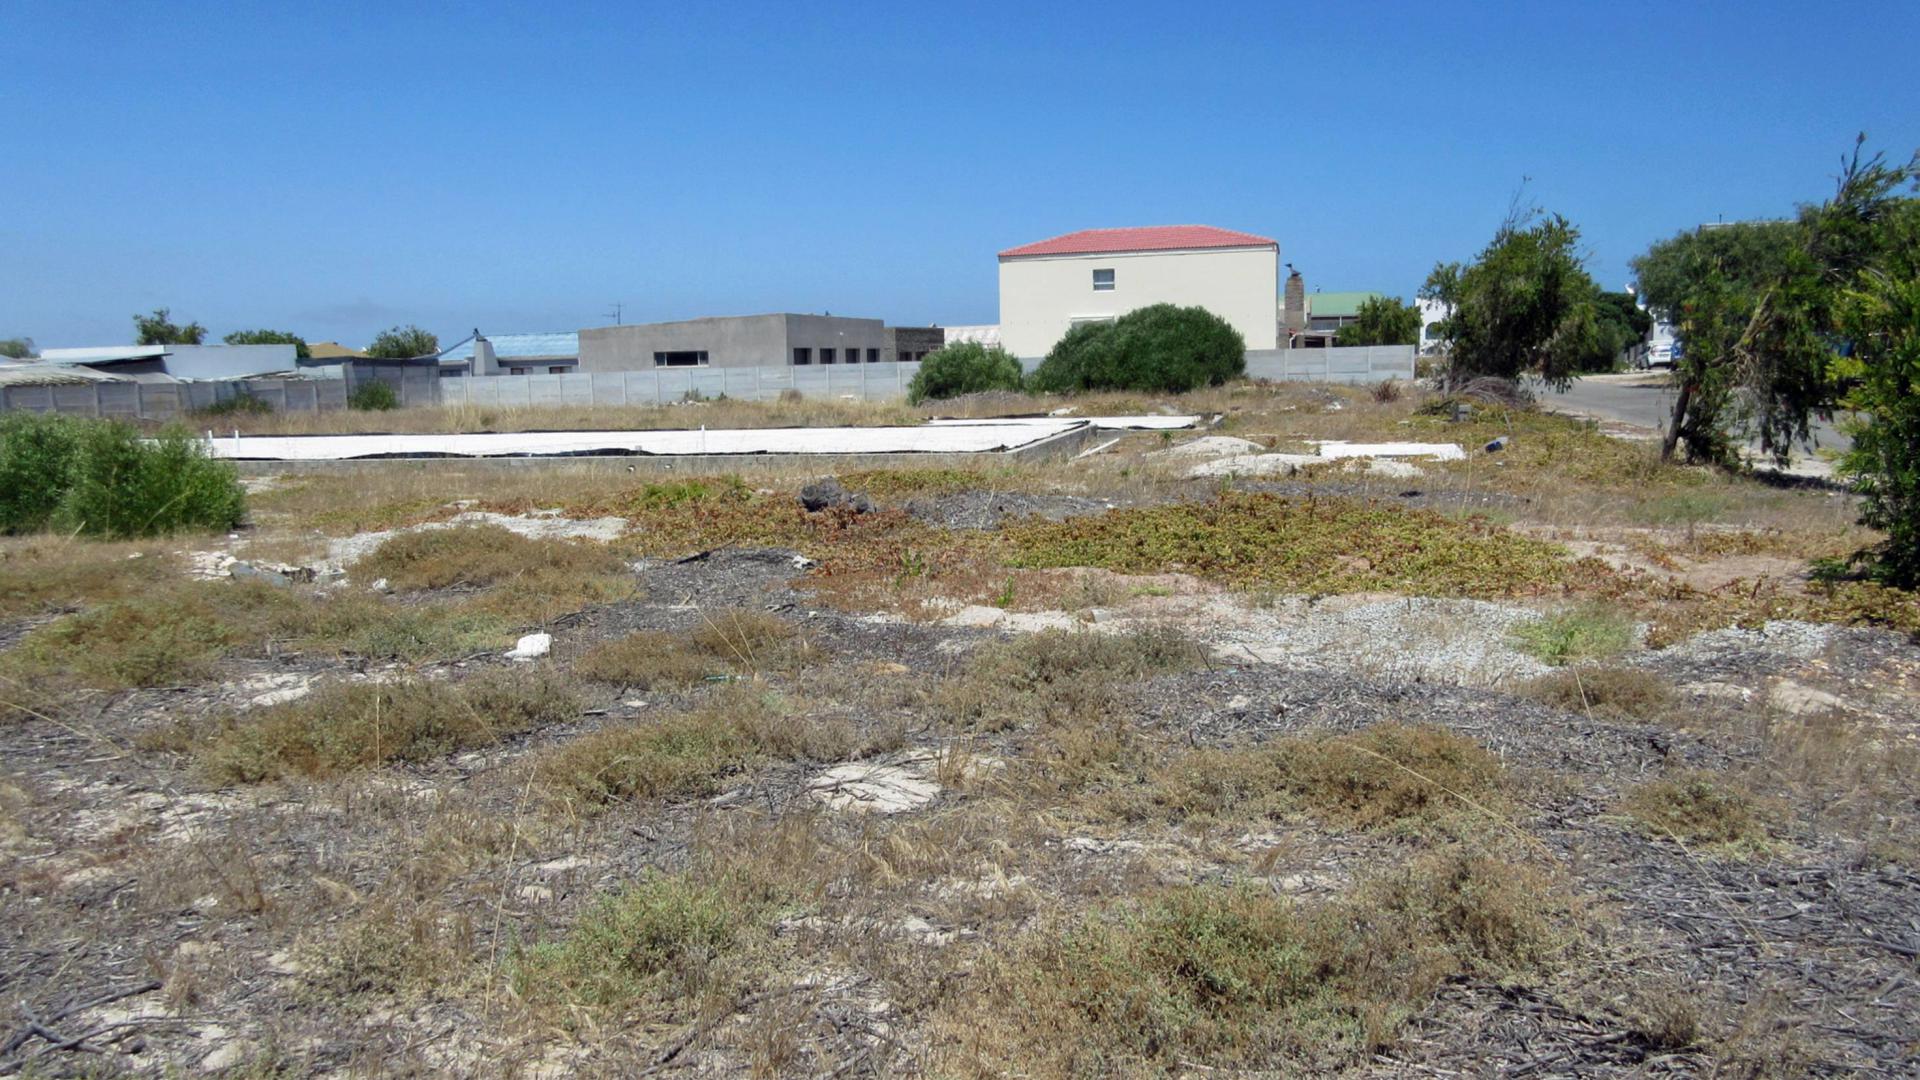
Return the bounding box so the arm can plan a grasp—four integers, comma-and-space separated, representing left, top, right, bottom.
1535, 372, 1853, 457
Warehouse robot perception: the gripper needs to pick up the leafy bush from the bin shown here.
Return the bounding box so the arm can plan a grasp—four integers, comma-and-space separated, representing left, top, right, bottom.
906, 342, 1026, 404
348, 380, 400, 411
1029, 303, 1245, 394
0, 413, 82, 533
57, 424, 246, 538
194, 392, 273, 417
0, 414, 243, 538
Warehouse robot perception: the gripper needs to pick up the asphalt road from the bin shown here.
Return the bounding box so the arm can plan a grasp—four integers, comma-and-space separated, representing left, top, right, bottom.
1536, 372, 1852, 456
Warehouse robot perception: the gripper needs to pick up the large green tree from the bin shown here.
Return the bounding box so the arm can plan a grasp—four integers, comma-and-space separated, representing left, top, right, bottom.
1633, 141, 1915, 465
0, 338, 34, 359
1337, 296, 1422, 347
133, 308, 206, 345
365, 325, 439, 359
1420, 209, 1605, 389
224, 328, 311, 359
1829, 162, 1920, 586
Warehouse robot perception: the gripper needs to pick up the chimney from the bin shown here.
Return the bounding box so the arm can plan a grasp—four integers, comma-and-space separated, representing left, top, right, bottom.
472, 330, 497, 376
1283, 267, 1306, 335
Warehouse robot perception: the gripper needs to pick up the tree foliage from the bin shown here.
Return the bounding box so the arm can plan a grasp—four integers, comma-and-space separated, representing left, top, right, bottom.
1029, 304, 1245, 394
1421, 209, 1605, 389
224, 328, 311, 359
133, 308, 207, 345
906, 342, 1026, 404
365, 325, 439, 359
1337, 296, 1422, 347
0, 338, 34, 359
1831, 176, 1920, 586
0, 414, 244, 537
1633, 140, 1916, 466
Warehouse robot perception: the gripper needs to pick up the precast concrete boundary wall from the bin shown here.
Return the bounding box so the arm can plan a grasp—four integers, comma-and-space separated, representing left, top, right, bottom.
0, 346, 1413, 421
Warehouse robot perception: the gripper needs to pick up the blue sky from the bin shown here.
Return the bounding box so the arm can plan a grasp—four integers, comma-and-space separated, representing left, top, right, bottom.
5, 1, 1917, 349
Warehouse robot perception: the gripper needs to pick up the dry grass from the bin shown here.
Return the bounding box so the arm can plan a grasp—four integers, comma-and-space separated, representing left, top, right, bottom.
0, 536, 180, 619
510, 870, 778, 1013
1518, 665, 1680, 722
531, 688, 888, 814
1140, 724, 1508, 832
934, 841, 1568, 1075
197, 667, 581, 782
1622, 771, 1774, 851
933, 625, 1207, 731
574, 609, 803, 688
352, 524, 628, 592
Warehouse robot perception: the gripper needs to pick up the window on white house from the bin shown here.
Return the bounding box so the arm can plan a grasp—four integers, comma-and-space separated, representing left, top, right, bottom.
1092, 268, 1115, 291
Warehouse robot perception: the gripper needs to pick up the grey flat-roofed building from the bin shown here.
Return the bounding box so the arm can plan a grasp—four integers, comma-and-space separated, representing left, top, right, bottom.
578, 314, 943, 372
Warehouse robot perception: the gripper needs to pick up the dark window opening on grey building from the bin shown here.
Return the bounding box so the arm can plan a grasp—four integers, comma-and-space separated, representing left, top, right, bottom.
548, 365, 567, 374
1093, 268, 1115, 291
653, 351, 709, 367
509, 366, 529, 375
821, 348, 837, 364
866, 348, 880, 362
793, 348, 811, 365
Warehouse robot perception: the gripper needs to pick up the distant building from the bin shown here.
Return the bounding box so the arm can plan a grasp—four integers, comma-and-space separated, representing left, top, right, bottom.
1304, 291, 1385, 333
577, 315, 942, 372
37, 343, 302, 380
997, 225, 1281, 358
437, 331, 579, 377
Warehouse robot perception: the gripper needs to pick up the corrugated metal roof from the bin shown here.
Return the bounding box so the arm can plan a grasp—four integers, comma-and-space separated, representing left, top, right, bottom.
1306, 291, 1386, 319
0, 363, 134, 386
1000, 225, 1277, 259
438, 332, 579, 363
38, 345, 170, 363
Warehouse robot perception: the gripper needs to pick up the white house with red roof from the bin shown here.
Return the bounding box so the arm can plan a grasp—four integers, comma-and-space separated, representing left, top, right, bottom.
997, 225, 1279, 358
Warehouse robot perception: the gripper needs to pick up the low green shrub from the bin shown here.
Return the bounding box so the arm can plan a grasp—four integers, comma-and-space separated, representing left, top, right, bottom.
348, 380, 400, 411
200, 666, 581, 781
907, 342, 1027, 404
0, 414, 244, 537
1029, 303, 1245, 394
1511, 604, 1638, 666
0, 412, 82, 532
194, 392, 274, 417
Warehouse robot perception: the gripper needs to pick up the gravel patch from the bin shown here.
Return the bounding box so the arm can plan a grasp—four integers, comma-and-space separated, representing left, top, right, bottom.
902, 491, 1115, 530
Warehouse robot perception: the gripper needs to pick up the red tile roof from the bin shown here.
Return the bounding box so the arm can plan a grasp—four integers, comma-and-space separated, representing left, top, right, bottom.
999, 225, 1277, 259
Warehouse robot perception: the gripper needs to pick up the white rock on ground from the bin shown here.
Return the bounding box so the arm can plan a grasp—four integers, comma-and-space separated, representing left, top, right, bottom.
1148, 435, 1267, 460
242, 673, 312, 708
1313, 440, 1465, 461
1186, 453, 1326, 478
808, 755, 944, 813
1768, 680, 1848, 716
506, 632, 552, 661
1363, 458, 1425, 479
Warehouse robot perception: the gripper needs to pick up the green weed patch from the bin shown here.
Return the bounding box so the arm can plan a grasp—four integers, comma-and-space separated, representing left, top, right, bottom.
1008, 493, 1600, 597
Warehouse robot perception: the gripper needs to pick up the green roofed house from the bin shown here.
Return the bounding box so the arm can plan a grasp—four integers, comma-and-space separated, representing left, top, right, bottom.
1306, 291, 1385, 332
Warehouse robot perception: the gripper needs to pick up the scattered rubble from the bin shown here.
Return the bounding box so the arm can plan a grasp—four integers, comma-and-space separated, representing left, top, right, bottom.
798, 478, 875, 514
